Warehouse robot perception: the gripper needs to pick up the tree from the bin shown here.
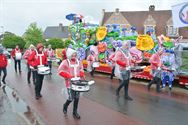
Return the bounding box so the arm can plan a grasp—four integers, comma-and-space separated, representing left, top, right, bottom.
2, 32, 26, 49
64, 39, 72, 48
47, 38, 64, 49
23, 22, 44, 48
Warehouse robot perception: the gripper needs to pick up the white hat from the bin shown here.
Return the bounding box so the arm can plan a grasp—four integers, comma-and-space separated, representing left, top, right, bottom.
29, 44, 35, 49
66, 48, 77, 59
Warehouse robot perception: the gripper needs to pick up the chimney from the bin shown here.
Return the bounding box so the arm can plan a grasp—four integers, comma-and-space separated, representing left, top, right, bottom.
149, 5, 155, 11
115, 8, 119, 13
102, 9, 105, 13
59, 23, 63, 31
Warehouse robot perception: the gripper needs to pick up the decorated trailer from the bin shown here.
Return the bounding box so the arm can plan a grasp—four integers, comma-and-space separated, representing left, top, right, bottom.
61, 13, 188, 88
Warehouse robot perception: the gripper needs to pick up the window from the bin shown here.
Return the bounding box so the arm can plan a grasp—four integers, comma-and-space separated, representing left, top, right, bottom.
144, 25, 155, 34
167, 26, 179, 37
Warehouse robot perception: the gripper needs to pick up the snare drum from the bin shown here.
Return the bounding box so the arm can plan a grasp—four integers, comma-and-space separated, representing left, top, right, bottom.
37, 66, 50, 75
92, 62, 99, 68
71, 80, 90, 92
15, 52, 22, 60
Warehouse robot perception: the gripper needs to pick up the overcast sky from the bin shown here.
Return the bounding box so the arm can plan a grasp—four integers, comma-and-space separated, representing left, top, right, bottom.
0, 0, 187, 36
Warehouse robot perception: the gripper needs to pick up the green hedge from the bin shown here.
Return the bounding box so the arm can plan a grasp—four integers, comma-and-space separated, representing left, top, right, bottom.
2, 33, 26, 49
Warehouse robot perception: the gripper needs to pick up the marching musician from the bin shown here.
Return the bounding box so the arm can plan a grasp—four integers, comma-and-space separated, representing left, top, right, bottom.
46, 44, 54, 75
113, 41, 135, 101
11, 45, 22, 73
58, 48, 85, 119
23, 44, 36, 84
147, 49, 163, 92
28, 43, 48, 100
87, 45, 98, 77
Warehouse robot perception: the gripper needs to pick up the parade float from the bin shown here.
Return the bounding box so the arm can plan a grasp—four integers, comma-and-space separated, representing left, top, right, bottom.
55, 13, 188, 88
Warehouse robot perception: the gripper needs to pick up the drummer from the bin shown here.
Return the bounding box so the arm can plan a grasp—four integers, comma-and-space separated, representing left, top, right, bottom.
23, 44, 36, 84
58, 48, 85, 119
46, 44, 54, 75
11, 45, 22, 73
28, 43, 48, 100
87, 45, 98, 77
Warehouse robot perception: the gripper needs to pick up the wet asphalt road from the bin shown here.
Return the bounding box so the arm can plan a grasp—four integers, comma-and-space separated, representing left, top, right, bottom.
4, 60, 188, 125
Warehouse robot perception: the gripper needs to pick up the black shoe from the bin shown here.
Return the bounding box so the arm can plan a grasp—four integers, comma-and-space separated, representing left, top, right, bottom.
156, 90, 161, 93
39, 94, 42, 98
147, 84, 151, 91
63, 104, 67, 115
28, 81, 31, 84
115, 90, 119, 97
35, 96, 40, 100
169, 87, 172, 91
73, 112, 81, 119
2, 80, 6, 84
19, 71, 22, 73
124, 96, 133, 101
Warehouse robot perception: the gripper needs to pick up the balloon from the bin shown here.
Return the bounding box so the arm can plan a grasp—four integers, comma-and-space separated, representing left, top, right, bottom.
129, 47, 143, 63
98, 42, 107, 53
136, 35, 154, 51
90, 45, 98, 55
96, 27, 107, 41
98, 53, 106, 60
107, 43, 113, 49
162, 41, 174, 48
77, 48, 86, 60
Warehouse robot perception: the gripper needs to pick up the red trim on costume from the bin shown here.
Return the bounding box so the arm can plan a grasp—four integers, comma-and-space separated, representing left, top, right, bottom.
59, 71, 71, 78
116, 60, 126, 67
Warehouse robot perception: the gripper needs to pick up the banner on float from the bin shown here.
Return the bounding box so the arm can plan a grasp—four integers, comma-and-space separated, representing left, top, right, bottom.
172, 2, 188, 28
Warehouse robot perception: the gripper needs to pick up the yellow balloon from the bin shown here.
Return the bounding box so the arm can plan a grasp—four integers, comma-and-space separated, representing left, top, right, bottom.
96, 27, 107, 41
136, 35, 154, 51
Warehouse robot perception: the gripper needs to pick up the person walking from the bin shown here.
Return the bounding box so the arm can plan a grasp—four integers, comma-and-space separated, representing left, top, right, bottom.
23, 44, 36, 84
147, 49, 163, 93
46, 44, 54, 75
28, 43, 48, 100
0, 46, 8, 85
11, 45, 22, 73
114, 42, 133, 101
58, 48, 85, 119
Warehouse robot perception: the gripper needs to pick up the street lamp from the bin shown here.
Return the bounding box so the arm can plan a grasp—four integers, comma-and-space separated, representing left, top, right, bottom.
0, 26, 4, 41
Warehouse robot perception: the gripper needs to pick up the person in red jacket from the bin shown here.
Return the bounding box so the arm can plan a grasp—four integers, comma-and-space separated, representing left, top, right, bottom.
28, 43, 48, 100
0, 46, 8, 85
45, 44, 54, 75
23, 44, 36, 84
113, 42, 135, 101
11, 45, 22, 73
58, 48, 85, 119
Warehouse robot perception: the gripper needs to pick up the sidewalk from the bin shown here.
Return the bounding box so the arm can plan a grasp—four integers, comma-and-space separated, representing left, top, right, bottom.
0, 87, 28, 125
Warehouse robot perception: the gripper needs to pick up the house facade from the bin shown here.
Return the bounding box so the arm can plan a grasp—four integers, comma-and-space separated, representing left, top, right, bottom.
101, 5, 188, 40
43, 23, 69, 40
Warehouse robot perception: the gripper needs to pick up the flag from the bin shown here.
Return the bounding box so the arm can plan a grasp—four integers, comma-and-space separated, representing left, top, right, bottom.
172, 2, 188, 28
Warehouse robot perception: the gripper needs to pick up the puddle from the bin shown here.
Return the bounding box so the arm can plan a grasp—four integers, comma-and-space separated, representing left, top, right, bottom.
1, 85, 46, 125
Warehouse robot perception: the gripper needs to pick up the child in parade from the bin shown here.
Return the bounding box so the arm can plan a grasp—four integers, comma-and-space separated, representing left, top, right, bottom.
0, 46, 8, 85
11, 45, 22, 73
58, 48, 85, 119
28, 43, 48, 100
23, 44, 36, 84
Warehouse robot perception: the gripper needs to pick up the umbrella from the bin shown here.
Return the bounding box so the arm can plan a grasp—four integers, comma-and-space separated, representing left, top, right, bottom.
66, 13, 76, 20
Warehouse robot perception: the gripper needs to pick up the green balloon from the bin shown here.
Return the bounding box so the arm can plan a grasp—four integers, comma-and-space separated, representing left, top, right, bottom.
107, 44, 113, 49
162, 41, 174, 48
98, 53, 106, 59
